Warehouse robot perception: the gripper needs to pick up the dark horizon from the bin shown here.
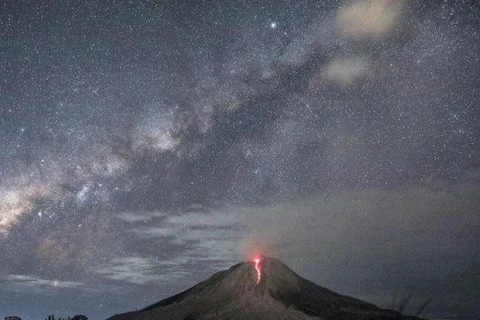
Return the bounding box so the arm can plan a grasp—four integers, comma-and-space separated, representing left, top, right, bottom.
1, 1, 479, 319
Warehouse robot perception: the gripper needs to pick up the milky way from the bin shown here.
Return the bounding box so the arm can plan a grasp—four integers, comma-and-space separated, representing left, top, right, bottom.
1, 1, 479, 319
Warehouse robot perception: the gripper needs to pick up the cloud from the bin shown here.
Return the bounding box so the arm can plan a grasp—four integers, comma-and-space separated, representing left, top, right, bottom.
90, 210, 247, 286
168, 210, 245, 228
133, 210, 245, 240
323, 56, 369, 85
115, 210, 166, 223
133, 226, 176, 239
336, 0, 407, 39
127, 209, 246, 272
239, 186, 480, 312
94, 256, 188, 284
4, 275, 84, 294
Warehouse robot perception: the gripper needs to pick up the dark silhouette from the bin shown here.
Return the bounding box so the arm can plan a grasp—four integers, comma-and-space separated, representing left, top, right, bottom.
4, 316, 22, 320
45, 315, 88, 320
107, 257, 425, 320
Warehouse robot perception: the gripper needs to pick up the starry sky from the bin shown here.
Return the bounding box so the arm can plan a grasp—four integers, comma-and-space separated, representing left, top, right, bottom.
1, 0, 479, 319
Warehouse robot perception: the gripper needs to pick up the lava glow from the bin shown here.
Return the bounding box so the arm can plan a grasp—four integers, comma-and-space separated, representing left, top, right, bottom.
251, 256, 262, 285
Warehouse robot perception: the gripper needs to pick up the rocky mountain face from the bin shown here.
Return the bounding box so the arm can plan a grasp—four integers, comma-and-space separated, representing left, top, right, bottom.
107, 257, 424, 320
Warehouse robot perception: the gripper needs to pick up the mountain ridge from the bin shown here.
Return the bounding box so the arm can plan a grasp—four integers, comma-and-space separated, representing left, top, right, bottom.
107, 257, 425, 320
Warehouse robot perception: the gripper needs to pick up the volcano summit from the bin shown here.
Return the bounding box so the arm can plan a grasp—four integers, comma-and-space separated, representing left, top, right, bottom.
107, 257, 424, 320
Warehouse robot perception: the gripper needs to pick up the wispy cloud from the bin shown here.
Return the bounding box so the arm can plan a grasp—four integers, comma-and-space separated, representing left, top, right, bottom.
94, 256, 188, 284
131, 210, 245, 262
4, 275, 84, 294
100, 209, 248, 282
115, 210, 166, 223
132, 210, 245, 237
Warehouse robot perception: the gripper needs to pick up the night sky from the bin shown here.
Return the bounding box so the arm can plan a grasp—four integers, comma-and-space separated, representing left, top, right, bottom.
1, 1, 479, 319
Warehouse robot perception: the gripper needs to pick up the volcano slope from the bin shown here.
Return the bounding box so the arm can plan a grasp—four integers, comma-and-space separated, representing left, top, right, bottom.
107, 257, 424, 320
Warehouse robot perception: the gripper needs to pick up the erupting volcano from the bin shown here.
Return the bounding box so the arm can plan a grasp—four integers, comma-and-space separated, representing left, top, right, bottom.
107, 257, 425, 320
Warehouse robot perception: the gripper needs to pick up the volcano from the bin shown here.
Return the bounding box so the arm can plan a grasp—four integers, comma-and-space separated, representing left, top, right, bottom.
107, 257, 424, 320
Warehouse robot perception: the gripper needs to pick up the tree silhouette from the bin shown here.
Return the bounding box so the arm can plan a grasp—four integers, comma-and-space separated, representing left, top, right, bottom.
44, 315, 87, 320
5, 316, 22, 320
